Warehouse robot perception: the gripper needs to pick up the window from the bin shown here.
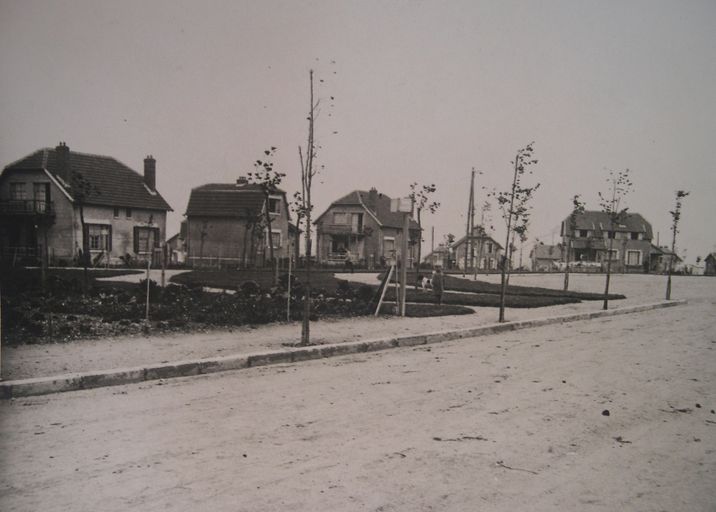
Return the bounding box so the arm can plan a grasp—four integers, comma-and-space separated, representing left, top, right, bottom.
579, 229, 588, 238
383, 237, 395, 256
133, 226, 160, 254
114, 207, 120, 218
607, 231, 615, 239
630, 232, 639, 240
333, 212, 348, 225
606, 249, 619, 260
10, 183, 26, 200
268, 230, 281, 248
86, 224, 112, 251
627, 250, 641, 266
126, 208, 132, 219
268, 196, 281, 215
487, 242, 493, 253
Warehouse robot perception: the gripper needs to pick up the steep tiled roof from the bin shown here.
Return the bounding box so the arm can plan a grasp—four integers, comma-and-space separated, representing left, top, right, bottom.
567, 210, 653, 239
320, 189, 420, 230
3, 147, 172, 211
185, 183, 281, 218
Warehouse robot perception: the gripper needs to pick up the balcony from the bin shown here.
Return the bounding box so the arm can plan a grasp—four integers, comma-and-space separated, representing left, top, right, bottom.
0, 199, 55, 217
321, 224, 364, 236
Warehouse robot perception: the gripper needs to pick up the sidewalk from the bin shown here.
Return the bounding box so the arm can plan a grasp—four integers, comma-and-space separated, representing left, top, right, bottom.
3, 273, 706, 382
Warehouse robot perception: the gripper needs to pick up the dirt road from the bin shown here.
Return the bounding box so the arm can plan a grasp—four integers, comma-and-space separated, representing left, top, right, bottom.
1, 282, 714, 511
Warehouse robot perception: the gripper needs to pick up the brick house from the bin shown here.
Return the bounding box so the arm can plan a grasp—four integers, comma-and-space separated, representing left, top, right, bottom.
184, 178, 294, 267
451, 226, 503, 271
314, 188, 420, 268
561, 210, 653, 272
0, 142, 171, 266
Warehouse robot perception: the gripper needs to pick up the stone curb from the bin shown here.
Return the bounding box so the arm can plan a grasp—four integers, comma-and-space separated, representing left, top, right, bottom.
0, 299, 686, 399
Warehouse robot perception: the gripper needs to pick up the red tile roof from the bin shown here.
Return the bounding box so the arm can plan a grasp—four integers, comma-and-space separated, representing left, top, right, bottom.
4, 147, 172, 211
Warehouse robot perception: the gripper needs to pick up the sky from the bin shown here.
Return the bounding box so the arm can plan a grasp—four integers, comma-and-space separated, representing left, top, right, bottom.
1, 0, 715, 263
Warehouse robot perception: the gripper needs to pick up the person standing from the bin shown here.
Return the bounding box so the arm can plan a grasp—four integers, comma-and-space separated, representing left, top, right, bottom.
431, 266, 444, 305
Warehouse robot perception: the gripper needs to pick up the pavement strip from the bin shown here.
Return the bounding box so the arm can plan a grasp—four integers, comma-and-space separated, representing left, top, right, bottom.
0, 299, 685, 399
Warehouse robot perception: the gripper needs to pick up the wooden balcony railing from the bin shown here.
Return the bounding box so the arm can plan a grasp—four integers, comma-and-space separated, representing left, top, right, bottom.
0, 199, 55, 216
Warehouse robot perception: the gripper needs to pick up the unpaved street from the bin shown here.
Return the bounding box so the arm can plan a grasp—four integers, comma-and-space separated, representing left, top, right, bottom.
1, 287, 715, 511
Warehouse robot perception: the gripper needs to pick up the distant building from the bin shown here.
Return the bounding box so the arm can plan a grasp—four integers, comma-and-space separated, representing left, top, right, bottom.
704, 253, 716, 276
530, 243, 564, 272
561, 210, 653, 273
649, 245, 683, 273
314, 188, 420, 268
0, 142, 171, 266
422, 243, 452, 269
451, 225, 503, 271
183, 177, 294, 267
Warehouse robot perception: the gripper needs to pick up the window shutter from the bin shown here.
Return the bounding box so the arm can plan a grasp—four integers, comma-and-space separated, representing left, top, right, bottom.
108, 225, 113, 252
153, 228, 160, 248
133, 226, 139, 253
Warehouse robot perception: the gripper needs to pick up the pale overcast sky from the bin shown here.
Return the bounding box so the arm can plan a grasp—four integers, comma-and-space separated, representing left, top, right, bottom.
1, 0, 714, 263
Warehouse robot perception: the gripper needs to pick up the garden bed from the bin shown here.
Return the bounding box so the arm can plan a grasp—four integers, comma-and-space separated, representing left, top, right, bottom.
381, 288, 579, 308
380, 272, 625, 301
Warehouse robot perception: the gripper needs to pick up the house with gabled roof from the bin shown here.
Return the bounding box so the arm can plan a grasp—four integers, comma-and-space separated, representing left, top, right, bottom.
184, 177, 294, 267
0, 142, 172, 266
314, 188, 420, 268
530, 243, 564, 272
561, 210, 653, 272
451, 225, 503, 271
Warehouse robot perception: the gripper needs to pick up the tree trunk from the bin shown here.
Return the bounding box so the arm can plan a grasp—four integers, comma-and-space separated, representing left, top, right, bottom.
78, 204, 89, 292
563, 238, 571, 291
603, 232, 615, 310
264, 193, 277, 285
499, 156, 519, 322
414, 209, 422, 290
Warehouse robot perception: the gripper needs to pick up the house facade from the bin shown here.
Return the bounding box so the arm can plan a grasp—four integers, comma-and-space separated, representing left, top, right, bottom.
184, 178, 293, 267
451, 226, 503, 271
530, 243, 564, 272
0, 143, 171, 266
561, 210, 653, 273
314, 188, 420, 268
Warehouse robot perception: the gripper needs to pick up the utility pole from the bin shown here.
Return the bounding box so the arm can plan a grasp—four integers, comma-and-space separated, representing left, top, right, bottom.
401, 210, 409, 316
463, 169, 475, 276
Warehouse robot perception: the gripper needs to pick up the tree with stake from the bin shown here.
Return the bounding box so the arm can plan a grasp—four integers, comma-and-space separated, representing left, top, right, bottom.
563, 194, 586, 291
598, 169, 633, 310
409, 182, 440, 288
248, 148, 285, 286
666, 190, 689, 299
494, 143, 540, 323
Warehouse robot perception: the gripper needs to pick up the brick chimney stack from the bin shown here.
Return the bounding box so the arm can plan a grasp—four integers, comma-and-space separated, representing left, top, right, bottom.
144, 155, 156, 191
55, 142, 70, 183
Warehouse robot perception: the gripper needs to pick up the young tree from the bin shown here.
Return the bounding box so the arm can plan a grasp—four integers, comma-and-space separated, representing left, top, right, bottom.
248, 148, 285, 286
666, 190, 689, 299
598, 169, 633, 310
563, 194, 586, 291
297, 69, 321, 345
495, 143, 540, 322
409, 182, 440, 286
70, 170, 99, 291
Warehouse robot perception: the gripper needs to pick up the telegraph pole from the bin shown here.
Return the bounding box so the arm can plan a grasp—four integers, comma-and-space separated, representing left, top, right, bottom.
463, 169, 475, 276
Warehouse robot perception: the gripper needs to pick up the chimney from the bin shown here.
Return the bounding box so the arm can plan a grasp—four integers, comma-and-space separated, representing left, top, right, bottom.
236, 176, 248, 186
55, 142, 70, 183
366, 187, 378, 208
144, 155, 156, 191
